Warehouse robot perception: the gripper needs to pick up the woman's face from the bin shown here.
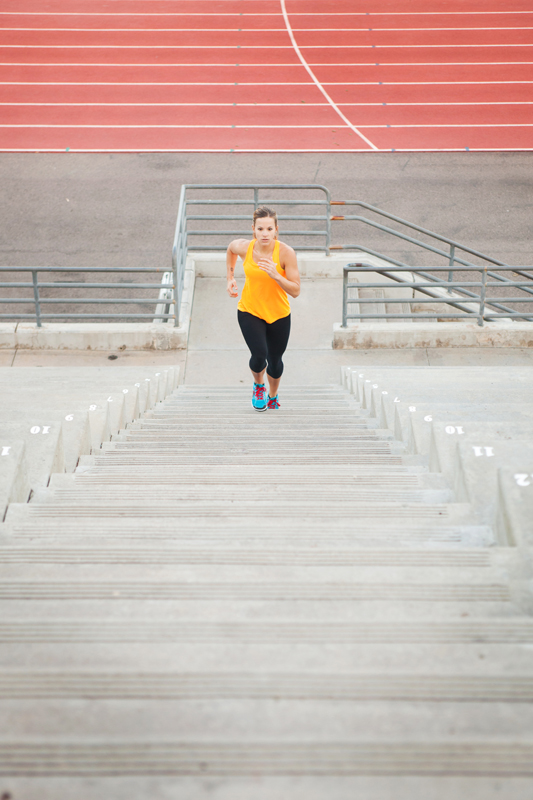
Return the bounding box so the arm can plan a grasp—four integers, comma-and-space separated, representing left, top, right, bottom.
253, 216, 278, 246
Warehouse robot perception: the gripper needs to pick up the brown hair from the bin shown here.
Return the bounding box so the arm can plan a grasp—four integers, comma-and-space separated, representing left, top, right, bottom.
253, 206, 278, 227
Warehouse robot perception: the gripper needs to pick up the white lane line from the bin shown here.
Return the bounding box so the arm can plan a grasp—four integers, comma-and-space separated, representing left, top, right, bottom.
279, 0, 377, 150
0, 45, 295, 49
2, 44, 532, 49
1, 149, 531, 155
342, 101, 533, 105
1, 27, 532, 31
0, 102, 331, 106
308, 61, 533, 65
313, 27, 533, 31
301, 44, 533, 48
1, 11, 532, 16
2, 81, 532, 86
0, 124, 358, 128
2, 61, 532, 67
326, 81, 533, 84
2, 102, 531, 107
3, 124, 530, 129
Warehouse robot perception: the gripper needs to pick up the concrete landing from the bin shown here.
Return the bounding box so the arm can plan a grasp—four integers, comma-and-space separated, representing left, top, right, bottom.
3, 279, 533, 381
183, 278, 533, 385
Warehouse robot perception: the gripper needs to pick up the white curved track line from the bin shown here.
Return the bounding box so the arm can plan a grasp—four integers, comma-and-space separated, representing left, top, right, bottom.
280, 0, 378, 151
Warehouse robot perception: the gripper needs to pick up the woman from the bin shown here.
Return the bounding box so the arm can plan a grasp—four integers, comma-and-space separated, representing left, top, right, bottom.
226, 206, 300, 411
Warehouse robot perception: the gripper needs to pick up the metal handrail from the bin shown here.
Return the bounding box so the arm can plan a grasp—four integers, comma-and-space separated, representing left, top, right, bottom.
0, 266, 173, 327
171, 184, 332, 324
173, 188, 532, 327
342, 263, 533, 328
3, 185, 531, 329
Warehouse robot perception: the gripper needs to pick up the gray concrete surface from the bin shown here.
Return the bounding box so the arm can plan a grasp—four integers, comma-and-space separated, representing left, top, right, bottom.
184, 279, 533, 385
333, 321, 533, 349
498, 466, 533, 550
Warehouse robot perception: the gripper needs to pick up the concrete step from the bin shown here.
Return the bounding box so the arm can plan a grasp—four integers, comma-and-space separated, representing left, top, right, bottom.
19, 503, 479, 526
117, 429, 393, 440
0, 587, 515, 621
66, 471, 448, 489
2, 530, 494, 553
3, 697, 533, 740
2, 639, 533, 674
137, 419, 379, 428
3, 377, 530, 792
111, 437, 397, 448
0, 617, 532, 644
0, 741, 532, 782
38, 487, 453, 505
150, 410, 368, 418
1, 669, 531, 702
0, 547, 497, 568
3, 525, 495, 549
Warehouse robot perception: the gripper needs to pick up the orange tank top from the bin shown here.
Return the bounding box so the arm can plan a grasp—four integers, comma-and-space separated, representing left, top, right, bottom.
237, 239, 291, 324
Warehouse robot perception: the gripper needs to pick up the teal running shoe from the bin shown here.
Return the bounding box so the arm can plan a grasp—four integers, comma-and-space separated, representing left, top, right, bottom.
267, 395, 280, 410
252, 382, 267, 411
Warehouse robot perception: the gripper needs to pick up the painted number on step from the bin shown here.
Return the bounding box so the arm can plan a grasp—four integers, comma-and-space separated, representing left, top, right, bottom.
1, 446, 11, 456
30, 426, 51, 435
394, 397, 400, 403
409, 406, 416, 412
473, 446, 494, 457
514, 474, 533, 487
373, 384, 378, 388
89, 405, 97, 411
446, 426, 465, 435
65, 415, 74, 422
424, 415, 433, 422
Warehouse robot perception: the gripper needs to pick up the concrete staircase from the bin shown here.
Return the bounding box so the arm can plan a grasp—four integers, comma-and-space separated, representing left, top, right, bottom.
2, 384, 533, 798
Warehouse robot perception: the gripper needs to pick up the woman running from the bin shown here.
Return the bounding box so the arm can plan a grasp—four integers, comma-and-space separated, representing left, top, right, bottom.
226, 206, 300, 411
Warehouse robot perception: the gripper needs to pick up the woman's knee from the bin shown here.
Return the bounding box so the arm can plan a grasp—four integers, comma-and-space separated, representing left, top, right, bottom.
266, 359, 284, 380
249, 354, 267, 373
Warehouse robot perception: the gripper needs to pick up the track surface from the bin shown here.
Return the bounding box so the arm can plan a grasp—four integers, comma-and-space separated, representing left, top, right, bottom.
0, 0, 532, 152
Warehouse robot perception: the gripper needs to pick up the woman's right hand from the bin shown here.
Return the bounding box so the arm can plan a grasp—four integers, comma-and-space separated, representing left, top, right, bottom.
227, 278, 238, 298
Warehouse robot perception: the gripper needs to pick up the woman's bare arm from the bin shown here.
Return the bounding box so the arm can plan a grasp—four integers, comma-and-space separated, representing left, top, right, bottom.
226, 238, 249, 297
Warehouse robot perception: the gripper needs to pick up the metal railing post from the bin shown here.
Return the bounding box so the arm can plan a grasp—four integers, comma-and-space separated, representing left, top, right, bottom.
172, 185, 187, 327
326, 195, 332, 255
253, 188, 259, 208
447, 244, 455, 294
342, 269, 347, 327
31, 269, 42, 327
478, 268, 487, 326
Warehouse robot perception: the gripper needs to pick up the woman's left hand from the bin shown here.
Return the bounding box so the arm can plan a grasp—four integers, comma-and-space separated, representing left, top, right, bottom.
257, 257, 279, 280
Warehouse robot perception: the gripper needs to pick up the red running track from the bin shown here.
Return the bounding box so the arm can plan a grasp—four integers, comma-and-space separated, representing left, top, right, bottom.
0, 0, 532, 152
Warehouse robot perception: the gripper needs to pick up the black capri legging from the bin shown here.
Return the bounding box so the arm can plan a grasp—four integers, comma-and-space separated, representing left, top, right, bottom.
238, 310, 291, 380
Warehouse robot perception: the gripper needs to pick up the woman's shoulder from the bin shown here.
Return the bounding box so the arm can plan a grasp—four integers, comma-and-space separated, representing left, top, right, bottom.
278, 240, 296, 255
230, 237, 253, 257
278, 240, 297, 262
